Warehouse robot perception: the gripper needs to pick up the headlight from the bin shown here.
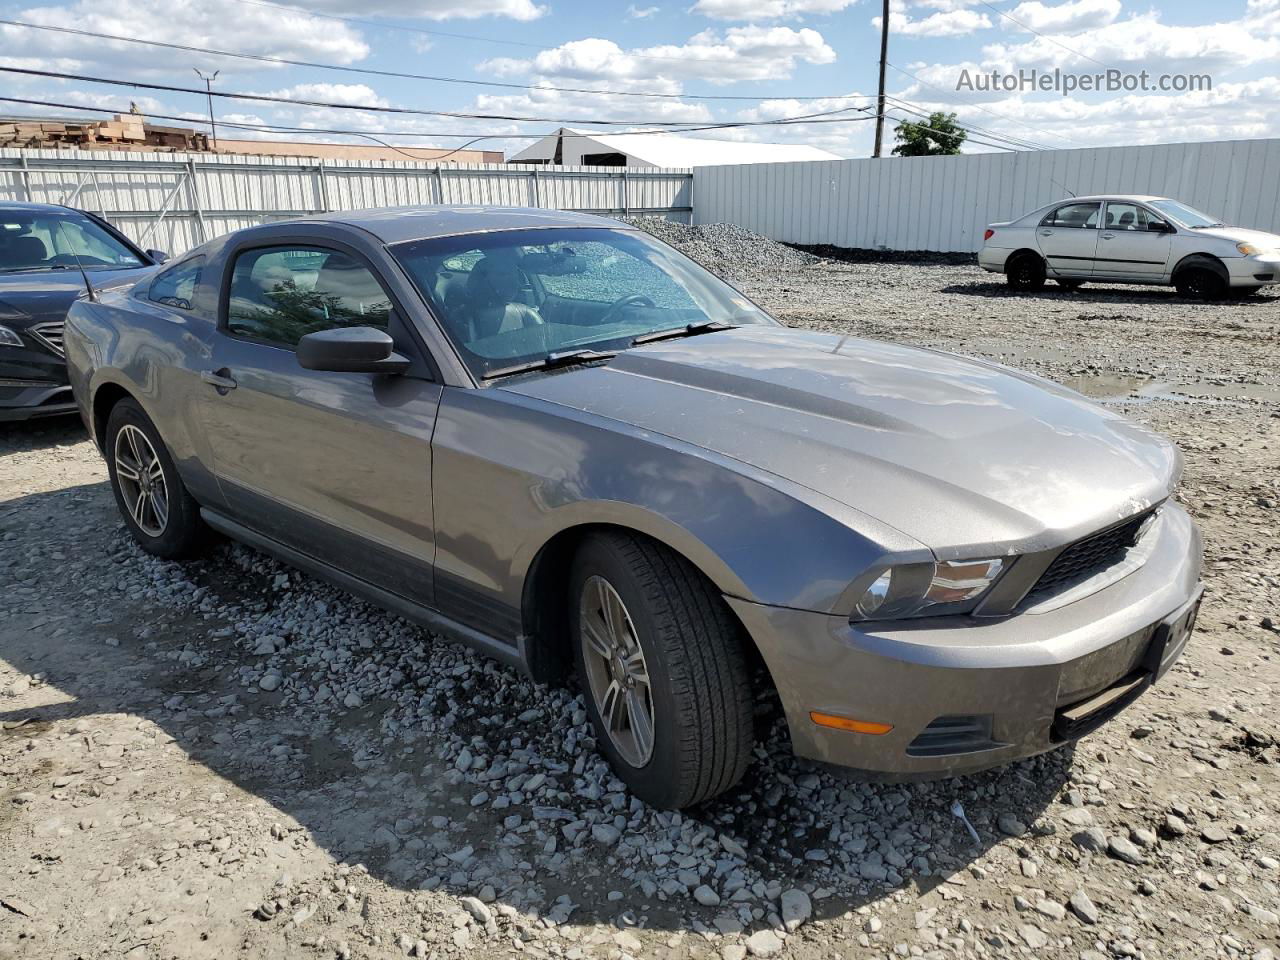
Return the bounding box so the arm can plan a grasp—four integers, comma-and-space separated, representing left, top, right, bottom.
1237, 242, 1262, 256
852, 558, 1007, 621
0, 324, 24, 348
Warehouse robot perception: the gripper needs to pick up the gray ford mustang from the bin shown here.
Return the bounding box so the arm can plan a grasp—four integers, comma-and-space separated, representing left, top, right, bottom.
64, 206, 1203, 808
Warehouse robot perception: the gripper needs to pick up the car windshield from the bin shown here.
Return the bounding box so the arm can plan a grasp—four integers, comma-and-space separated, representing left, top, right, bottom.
390, 226, 777, 379
1148, 200, 1224, 228
0, 211, 145, 274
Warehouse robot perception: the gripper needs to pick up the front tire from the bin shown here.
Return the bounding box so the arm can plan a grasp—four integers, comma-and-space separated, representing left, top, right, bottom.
105, 398, 209, 560
1006, 253, 1047, 291
570, 532, 754, 809
1174, 267, 1226, 300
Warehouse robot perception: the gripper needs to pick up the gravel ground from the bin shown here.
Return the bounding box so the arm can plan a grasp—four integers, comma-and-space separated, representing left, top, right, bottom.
2, 223, 1279, 960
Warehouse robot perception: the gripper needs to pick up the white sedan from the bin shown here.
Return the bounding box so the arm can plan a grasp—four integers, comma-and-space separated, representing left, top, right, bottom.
978, 195, 1280, 299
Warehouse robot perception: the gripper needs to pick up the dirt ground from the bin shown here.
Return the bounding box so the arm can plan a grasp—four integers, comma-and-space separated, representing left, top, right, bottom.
2, 259, 1278, 960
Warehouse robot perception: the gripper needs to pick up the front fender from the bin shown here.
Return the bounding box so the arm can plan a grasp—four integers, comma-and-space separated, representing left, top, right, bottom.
433, 388, 930, 616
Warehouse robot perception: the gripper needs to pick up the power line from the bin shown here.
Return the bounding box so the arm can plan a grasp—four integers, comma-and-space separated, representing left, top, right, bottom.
883, 96, 1050, 152
0, 65, 880, 130
0, 18, 868, 105
0, 95, 877, 144
884, 62, 1078, 148
973, 0, 1111, 69
878, 106, 1028, 152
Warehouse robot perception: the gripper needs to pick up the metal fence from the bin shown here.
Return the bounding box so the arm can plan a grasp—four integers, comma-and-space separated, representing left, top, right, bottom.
694, 137, 1280, 253
0, 149, 693, 255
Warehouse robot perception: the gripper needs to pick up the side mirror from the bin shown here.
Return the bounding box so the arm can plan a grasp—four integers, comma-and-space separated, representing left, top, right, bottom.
1147, 221, 1172, 233
297, 326, 411, 375
146, 249, 170, 264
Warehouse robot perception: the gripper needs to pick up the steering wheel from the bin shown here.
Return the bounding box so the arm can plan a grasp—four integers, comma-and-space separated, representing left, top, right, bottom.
598, 293, 655, 326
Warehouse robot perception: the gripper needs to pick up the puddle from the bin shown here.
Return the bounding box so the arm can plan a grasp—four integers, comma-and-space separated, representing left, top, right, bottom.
1061, 373, 1152, 398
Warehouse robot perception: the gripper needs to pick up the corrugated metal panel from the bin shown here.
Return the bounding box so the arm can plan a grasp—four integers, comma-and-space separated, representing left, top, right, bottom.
694, 137, 1280, 253
0, 149, 693, 255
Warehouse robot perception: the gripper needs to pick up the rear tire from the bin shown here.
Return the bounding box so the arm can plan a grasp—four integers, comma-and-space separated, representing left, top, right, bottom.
1174, 267, 1227, 301
105, 398, 209, 560
569, 531, 754, 809
1006, 253, 1047, 291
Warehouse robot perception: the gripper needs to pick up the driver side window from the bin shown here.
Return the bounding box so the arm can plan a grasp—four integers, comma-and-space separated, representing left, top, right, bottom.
226, 246, 392, 349
1042, 202, 1101, 229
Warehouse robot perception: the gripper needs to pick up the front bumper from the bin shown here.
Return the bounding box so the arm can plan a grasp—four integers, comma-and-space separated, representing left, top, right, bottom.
1227, 254, 1280, 286
729, 503, 1203, 778
0, 337, 74, 422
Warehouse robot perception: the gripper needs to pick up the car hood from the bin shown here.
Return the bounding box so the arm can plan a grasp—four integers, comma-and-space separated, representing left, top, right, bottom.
503, 326, 1179, 557
0, 266, 154, 328
1186, 226, 1280, 248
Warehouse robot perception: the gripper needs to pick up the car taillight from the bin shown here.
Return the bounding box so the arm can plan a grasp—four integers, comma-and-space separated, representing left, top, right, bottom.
984, 229, 995, 242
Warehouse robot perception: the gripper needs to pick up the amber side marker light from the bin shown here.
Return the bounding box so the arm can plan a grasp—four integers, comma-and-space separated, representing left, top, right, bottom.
809, 712, 894, 735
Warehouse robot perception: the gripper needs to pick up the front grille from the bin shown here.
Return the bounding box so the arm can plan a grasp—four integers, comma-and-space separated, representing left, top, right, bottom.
29, 321, 65, 358
1025, 509, 1154, 603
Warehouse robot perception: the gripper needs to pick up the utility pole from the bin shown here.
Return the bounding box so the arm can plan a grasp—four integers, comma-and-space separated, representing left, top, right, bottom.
873, 0, 889, 158
193, 69, 220, 150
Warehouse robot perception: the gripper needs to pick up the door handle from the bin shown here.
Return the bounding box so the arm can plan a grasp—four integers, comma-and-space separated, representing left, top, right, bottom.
1039, 229, 1053, 236
1101, 232, 1116, 239
200, 369, 237, 393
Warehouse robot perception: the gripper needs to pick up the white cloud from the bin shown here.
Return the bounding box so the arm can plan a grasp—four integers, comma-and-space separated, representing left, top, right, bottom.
484, 25, 836, 87
690, 0, 854, 21
260, 83, 389, 107
874, 8, 992, 36
626, 4, 660, 18
305, 0, 545, 18
1003, 0, 1121, 35
980, 12, 1280, 73
0, 0, 369, 75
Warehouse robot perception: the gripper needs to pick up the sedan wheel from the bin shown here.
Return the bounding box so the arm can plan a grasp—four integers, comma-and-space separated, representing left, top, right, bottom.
569, 532, 754, 809
105, 398, 210, 560
1006, 253, 1046, 292
579, 575, 655, 767
113, 424, 169, 537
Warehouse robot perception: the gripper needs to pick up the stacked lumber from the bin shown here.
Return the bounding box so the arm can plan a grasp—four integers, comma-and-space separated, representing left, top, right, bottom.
0, 115, 210, 152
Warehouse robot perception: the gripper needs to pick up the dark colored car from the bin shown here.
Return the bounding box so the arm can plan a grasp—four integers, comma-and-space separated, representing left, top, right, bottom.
64, 207, 1202, 809
0, 202, 164, 422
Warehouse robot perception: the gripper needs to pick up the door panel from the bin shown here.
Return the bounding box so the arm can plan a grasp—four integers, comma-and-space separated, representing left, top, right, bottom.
1093, 203, 1174, 279
198, 240, 441, 606
1036, 202, 1102, 277
197, 337, 441, 606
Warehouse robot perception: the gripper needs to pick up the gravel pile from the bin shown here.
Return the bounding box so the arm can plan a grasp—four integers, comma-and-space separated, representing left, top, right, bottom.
623, 217, 822, 277
2, 260, 1278, 960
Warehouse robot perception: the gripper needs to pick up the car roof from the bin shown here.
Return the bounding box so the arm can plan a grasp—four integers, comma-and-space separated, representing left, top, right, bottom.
1051, 195, 1171, 204
295, 205, 630, 245
0, 201, 86, 215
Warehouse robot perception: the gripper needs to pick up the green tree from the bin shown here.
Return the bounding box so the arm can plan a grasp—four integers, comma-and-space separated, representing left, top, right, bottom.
891, 112, 967, 157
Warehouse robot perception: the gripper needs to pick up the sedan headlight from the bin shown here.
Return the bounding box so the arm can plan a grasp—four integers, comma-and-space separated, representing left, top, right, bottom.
852, 558, 1007, 621
1237, 242, 1263, 256
0, 324, 24, 348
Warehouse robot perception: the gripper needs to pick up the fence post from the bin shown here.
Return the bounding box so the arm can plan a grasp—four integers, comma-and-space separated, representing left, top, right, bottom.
317, 163, 331, 212
187, 160, 208, 245
620, 168, 629, 216
434, 167, 445, 204
531, 167, 541, 207
19, 156, 31, 202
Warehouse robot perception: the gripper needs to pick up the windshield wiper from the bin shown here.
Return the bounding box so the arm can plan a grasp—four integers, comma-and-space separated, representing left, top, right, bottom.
0, 264, 73, 274
481, 348, 617, 380
631, 319, 739, 346
1189, 223, 1226, 229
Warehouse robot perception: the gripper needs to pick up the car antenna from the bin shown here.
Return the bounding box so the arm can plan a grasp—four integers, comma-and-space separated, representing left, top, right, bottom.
1050, 177, 1077, 198
52, 217, 97, 303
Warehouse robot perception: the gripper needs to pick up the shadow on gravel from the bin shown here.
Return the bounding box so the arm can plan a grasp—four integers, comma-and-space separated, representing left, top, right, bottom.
2, 479, 1073, 934
940, 280, 1279, 306
0, 414, 88, 454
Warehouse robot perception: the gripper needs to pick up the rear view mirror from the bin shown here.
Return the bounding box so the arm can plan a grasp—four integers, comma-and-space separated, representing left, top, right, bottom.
1147, 221, 1172, 233
146, 249, 170, 264
297, 326, 410, 375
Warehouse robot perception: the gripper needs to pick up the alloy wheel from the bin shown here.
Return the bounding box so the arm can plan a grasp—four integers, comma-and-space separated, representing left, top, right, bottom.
579, 575, 655, 767
113, 424, 169, 537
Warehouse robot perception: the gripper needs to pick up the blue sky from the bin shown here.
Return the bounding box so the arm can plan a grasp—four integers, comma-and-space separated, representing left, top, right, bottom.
1, 0, 1276, 157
